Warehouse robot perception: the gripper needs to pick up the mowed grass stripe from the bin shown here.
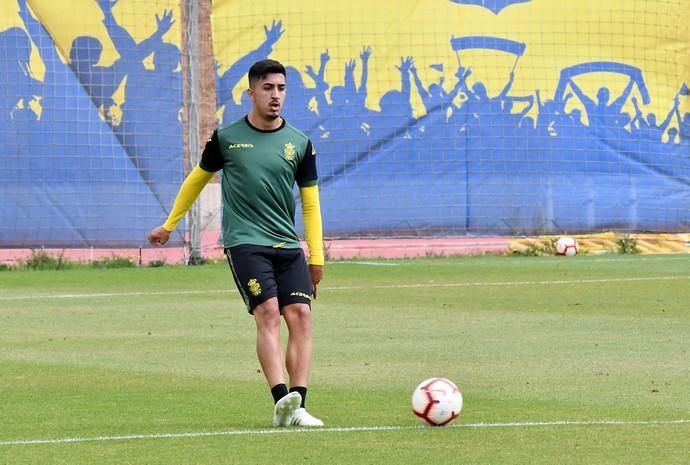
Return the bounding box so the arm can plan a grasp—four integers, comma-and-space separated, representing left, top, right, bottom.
1, 275, 689, 301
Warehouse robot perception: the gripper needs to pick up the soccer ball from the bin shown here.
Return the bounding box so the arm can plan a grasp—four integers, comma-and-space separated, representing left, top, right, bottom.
555, 237, 579, 256
411, 377, 463, 426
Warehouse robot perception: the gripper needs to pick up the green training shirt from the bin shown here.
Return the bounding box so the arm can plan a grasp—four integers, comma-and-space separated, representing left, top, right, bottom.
199, 116, 318, 249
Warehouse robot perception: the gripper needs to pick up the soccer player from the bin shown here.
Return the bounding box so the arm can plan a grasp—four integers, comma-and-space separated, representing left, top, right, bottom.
147, 59, 325, 427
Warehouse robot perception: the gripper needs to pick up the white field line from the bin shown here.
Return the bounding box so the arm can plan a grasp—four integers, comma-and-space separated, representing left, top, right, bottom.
330, 255, 690, 265
337, 261, 401, 266
0, 275, 689, 302
1, 419, 688, 446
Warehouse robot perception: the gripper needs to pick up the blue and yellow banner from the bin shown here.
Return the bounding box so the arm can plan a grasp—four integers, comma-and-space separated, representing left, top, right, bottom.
0, 0, 182, 246
0, 0, 689, 246
212, 0, 690, 235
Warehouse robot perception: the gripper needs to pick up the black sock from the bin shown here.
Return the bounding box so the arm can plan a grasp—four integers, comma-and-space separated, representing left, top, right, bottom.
289, 386, 307, 408
271, 383, 288, 404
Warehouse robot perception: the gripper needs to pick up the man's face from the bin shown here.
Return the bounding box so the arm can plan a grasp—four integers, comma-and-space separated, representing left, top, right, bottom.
248, 73, 286, 120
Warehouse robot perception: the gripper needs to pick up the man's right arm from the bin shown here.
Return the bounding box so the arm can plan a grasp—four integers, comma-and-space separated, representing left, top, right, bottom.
147, 165, 214, 245
161, 165, 215, 232
148, 131, 222, 245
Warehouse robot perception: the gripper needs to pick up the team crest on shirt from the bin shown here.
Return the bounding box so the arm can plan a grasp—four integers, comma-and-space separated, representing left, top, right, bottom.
248, 278, 262, 296
283, 142, 296, 161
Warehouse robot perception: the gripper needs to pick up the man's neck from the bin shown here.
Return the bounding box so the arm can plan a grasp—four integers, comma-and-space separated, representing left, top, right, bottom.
247, 112, 282, 131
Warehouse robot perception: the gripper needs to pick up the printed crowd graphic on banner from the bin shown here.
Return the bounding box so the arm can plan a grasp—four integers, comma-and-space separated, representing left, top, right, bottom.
0, 0, 689, 247
212, 0, 690, 236
0, 0, 182, 247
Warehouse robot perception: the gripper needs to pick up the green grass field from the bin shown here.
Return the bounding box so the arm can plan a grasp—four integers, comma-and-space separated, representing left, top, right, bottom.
1, 254, 689, 464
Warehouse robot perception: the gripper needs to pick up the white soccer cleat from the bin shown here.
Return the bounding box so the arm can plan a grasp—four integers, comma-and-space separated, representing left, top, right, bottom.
288, 408, 324, 427
272, 392, 302, 427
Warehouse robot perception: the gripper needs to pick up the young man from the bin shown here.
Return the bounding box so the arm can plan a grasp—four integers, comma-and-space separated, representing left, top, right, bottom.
147, 59, 325, 427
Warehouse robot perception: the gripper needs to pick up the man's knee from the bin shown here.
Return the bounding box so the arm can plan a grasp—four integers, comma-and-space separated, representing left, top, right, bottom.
254, 298, 281, 330
283, 304, 312, 331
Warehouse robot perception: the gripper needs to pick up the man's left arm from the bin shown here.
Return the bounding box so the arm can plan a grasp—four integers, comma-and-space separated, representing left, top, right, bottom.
296, 140, 324, 296
299, 184, 324, 266
300, 184, 324, 298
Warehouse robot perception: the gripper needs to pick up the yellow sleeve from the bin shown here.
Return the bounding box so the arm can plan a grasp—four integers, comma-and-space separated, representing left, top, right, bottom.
299, 185, 324, 265
162, 165, 215, 232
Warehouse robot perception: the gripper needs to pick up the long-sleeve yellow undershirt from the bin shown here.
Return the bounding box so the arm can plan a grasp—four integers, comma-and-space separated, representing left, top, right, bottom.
300, 184, 324, 266
161, 165, 324, 266
162, 165, 215, 232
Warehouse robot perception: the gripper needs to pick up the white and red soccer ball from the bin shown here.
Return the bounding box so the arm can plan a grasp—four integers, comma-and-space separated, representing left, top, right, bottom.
555, 237, 579, 256
412, 377, 463, 426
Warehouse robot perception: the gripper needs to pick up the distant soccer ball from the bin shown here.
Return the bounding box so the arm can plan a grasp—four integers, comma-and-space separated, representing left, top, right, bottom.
556, 237, 579, 256
412, 377, 463, 426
